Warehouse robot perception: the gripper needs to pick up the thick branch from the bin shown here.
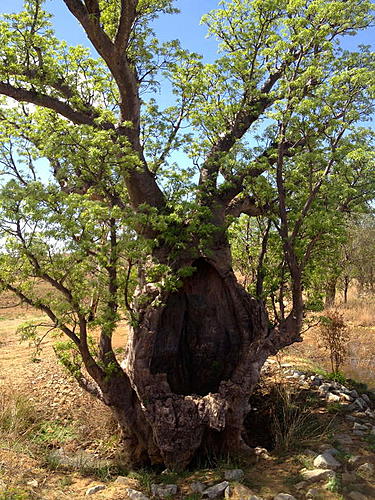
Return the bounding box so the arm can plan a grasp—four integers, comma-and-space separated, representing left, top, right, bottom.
225, 195, 264, 218
0, 81, 113, 130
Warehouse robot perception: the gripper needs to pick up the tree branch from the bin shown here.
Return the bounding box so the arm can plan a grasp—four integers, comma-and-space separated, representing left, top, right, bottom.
0, 81, 113, 130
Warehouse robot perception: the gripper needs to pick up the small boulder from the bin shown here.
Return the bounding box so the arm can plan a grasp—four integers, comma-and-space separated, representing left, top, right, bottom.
313, 453, 341, 470
150, 484, 178, 498
327, 393, 340, 403
86, 485, 106, 496
191, 482, 206, 494
203, 481, 229, 498
27, 480, 39, 488
224, 469, 244, 481
356, 462, 374, 480
125, 488, 151, 500
361, 393, 371, 405
224, 483, 262, 499
353, 422, 368, 431
305, 488, 321, 499
114, 476, 128, 485
348, 492, 368, 500
301, 469, 336, 482
273, 494, 297, 500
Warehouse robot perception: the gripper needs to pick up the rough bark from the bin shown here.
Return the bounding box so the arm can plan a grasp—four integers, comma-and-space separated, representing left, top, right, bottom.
111, 242, 285, 470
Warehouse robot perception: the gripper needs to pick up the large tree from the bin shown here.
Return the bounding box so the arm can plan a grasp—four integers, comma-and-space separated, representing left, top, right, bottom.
0, 0, 373, 469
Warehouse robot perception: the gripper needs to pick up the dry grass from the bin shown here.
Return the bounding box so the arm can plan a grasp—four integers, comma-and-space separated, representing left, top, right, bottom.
338, 294, 375, 327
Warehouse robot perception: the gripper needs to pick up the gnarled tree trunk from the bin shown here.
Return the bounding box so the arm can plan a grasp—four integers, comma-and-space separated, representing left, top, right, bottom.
99, 239, 297, 470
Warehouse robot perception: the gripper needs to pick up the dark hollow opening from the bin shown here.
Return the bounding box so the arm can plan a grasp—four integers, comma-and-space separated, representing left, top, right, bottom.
150, 258, 241, 395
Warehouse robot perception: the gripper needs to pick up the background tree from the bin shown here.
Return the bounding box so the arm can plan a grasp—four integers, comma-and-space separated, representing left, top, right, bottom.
0, 0, 373, 469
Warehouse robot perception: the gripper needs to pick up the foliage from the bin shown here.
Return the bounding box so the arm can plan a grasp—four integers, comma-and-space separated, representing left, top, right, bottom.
318, 310, 350, 373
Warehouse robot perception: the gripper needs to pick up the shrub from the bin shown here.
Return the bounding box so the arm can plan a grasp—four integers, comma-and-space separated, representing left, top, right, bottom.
319, 310, 349, 374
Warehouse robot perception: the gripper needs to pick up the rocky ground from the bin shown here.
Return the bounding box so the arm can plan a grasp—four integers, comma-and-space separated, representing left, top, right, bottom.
0, 299, 374, 499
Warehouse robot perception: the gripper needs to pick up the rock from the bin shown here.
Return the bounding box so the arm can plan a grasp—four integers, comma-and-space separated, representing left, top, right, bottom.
319, 383, 331, 394
295, 482, 307, 490
335, 433, 353, 445
348, 455, 363, 466
27, 480, 39, 488
353, 422, 368, 431
348, 492, 368, 500
339, 393, 353, 401
191, 482, 206, 494
125, 488, 151, 500
313, 453, 341, 470
346, 415, 357, 422
327, 393, 340, 403
371, 427, 375, 435
361, 393, 371, 405
86, 485, 106, 496
355, 398, 368, 410
305, 488, 321, 499
224, 469, 244, 481
273, 494, 297, 500
310, 377, 321, 387
301, 469, 336, 482
350, 390, 359, 399
203, 481, 229, 498
356, 462, 374, 480
114, 476, 128, 485
150, 484, 178, 498
353, 430, 366, 436
342, 472, 359, 484
224, 483, 262, 499
322, 447, 340, 456
303, 449, 317, 457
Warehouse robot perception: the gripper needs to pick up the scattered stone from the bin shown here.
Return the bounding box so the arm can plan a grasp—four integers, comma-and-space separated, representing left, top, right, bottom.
224, 483, 262, 499
342, 473, 359, 487
303, 449, 317, 457
340, 393, 353, 401
355, 398, 368, 410
224, 469, 244, 481
86, 485, 105, 496
335, 433, 353, 445
301, 469, 336, 482
114, 476, 128, 485
305, 488, 321, 499
125, 488, 151, 500
348, 492, 368, 500
348, 456, 363, 467
310, 377, 321, 387
27, 480, 39, 488
346, 415, 357, 422
273, 494, 297, 500
361, 393, 371, 405
319, 383, 331, 394
191, 482, 205, 494
327, 393, 340, 403
353, 422, 368, 431
295, 482, 307, 490
203, 481, 229, 498
150, 484, 178, 498
356, 462, 374, 480
322, 447, 340, 456
313, 453, 341, 470
350, 390, 359, 399
352, 430, 366, 437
